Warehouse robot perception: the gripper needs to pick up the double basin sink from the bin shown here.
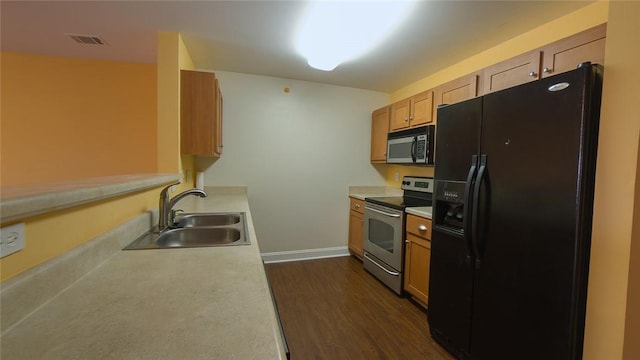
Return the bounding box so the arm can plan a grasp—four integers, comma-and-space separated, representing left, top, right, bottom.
124, 212, 250, 250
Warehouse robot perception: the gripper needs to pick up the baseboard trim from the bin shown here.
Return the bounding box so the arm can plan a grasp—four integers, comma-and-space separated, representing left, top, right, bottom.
261, 246, 350, 264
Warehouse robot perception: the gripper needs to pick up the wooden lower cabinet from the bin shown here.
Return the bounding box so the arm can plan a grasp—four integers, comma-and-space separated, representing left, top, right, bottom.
404, 214, 432, 305
348, 197, 365, 259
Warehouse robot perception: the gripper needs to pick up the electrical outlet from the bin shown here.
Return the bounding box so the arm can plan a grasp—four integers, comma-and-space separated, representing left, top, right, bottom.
394, 172, 400, 181
1, 222, 25, 258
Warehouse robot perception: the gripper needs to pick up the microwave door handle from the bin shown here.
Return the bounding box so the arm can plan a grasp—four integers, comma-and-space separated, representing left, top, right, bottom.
411, 136, 417, 162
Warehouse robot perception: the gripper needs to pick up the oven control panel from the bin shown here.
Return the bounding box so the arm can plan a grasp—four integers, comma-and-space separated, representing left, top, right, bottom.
401, 176, 433, 193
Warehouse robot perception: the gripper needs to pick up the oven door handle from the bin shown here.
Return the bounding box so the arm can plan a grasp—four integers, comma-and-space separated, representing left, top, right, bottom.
364, 253, 400, 276
365, 206, 401, 218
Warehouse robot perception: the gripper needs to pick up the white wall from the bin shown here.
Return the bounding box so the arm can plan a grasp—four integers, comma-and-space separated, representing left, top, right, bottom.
200, 71, 389, 254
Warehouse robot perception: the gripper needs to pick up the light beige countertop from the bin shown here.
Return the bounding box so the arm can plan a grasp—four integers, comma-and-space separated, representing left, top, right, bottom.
0, 188, 287, 360
348, 186, 403, 200
0, 173, 180, 223
406, 206, 433, 219
349, 187, 432, 219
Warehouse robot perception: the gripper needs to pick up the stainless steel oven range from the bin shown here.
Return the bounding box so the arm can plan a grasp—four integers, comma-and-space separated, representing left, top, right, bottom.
364, 176, 433, 295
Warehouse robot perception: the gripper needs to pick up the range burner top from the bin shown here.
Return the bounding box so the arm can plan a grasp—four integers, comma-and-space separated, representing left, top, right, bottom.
365, 196, 432, 210
365, 176, 433, 210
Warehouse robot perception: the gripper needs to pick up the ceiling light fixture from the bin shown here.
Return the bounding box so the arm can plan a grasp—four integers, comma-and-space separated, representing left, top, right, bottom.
294, 0, 415, 71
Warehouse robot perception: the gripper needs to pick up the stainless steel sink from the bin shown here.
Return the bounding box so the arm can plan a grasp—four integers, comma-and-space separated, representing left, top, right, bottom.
123, 212, 249, 250
173, 213, 241, 228
156, 227, 243, 247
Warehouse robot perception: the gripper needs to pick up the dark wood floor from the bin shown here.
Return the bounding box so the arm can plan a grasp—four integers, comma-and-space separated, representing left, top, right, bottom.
265, 256, 455, 360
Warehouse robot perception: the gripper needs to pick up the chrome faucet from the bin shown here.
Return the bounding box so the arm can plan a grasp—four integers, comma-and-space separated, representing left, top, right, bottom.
157, 182, 207, 231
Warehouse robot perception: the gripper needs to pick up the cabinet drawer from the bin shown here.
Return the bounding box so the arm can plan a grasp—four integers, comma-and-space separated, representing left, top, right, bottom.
406, 214, 432, 239
350, 197, 365, 214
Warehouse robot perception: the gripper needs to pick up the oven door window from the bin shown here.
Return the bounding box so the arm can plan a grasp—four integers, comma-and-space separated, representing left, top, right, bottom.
364, 205, 404, 271
368, 218, 395, 253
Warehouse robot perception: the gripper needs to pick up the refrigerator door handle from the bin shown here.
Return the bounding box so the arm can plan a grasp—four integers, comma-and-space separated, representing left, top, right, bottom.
472, 154, 487, 268
463, 155, 478, 261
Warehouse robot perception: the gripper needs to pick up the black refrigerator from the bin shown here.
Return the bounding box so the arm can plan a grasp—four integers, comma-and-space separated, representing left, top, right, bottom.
428, 63, 603, 360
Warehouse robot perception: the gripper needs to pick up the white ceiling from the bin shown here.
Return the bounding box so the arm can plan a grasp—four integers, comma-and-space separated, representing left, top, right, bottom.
1, 1, 594, 93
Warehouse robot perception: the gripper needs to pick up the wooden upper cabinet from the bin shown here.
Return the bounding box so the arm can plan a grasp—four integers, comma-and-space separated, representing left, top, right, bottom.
390, 98, 411, 131
390, 90, 434, 132
180, 70, 223, 157
541, 23, 607, 78
410, 90, 434, 127
481, 24, 606, 94
433, 73, 478, 122
483, 50, 542, 94
371, 106, 390, 163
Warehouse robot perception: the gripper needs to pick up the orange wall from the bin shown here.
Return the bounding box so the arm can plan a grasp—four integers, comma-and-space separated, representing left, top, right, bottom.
584, 1, 640, 358
0, 34, 195, 282
0, 52, 157, 186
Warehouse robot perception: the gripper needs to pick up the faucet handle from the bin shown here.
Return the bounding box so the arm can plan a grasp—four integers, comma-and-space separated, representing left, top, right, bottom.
170, 209, 184, 225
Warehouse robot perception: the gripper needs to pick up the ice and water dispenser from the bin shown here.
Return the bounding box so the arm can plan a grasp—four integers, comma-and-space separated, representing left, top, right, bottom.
434, 181, 467, 233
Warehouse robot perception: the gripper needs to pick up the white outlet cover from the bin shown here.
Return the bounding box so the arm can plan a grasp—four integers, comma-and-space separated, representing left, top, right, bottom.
1, 222, 25, 258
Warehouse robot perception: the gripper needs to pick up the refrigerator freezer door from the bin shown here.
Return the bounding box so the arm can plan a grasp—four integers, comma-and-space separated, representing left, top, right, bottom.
428, 227, 475, 358
434, 98, 482, 182
429, 97, 483, 357
469, 65, 599, 359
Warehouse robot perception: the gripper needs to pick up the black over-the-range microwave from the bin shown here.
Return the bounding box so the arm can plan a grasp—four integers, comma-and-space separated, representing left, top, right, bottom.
386, 125, 435, 165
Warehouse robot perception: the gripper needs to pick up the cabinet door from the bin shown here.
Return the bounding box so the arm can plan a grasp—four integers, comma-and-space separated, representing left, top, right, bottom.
348, 210, 364, 259
404, 233, 431, 305
350, 197, 365, 214
180, 70, 222, 157
406, 214, 432, 239
410, 90, 434, 127
541, 23, 606, 78
483, 50, 542, 94
390, 98, 411, 131
433, 73, 479, 122
370, 106, 390, 163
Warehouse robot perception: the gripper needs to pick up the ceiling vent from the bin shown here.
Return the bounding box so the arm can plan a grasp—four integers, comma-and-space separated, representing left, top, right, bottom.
66, 33, 107, 45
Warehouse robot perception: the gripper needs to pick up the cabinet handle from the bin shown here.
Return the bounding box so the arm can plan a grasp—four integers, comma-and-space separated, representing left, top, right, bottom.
405, 239, 410, 244
418, 225, 428, 231
543, 67, 552, 74
528, 71, 537, 77
405, 117, 409, 122
355, 204, 360, 209
409, 116, 414, 120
